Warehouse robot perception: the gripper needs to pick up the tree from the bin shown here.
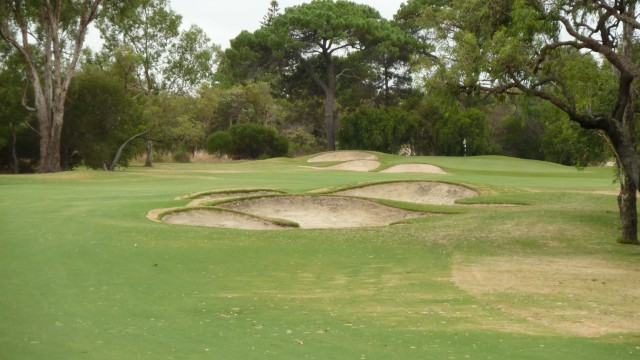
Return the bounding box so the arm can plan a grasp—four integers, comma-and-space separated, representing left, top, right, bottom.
62, 68, 144, 170
0, 0, 103, 173
0, 48, 38, 173
96, 0, 217, 166
414, 0, 640, 243
339, 107, 418, 154
437, 108, 500, 156
206, 123, 288, 160
225, 0, 403, 150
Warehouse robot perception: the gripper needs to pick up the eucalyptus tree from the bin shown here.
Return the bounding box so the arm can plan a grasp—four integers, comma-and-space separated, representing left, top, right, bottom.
96, 0, 217, 165
0, 0, 103, 173
413, 0, 640, 242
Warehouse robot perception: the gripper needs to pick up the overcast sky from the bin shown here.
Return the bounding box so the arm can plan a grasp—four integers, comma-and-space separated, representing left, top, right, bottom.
87, 1, 407, 50
172, 0, 406, 48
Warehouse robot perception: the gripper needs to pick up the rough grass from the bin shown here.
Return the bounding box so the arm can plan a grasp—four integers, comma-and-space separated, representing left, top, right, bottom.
1, 155, 639, 359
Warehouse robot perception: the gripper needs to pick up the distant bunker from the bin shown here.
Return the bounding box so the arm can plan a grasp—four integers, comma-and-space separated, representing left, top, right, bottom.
158, 181, 478, 230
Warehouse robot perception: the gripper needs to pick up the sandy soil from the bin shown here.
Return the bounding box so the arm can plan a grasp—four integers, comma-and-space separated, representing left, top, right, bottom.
452, 256, 640, 337
380, 163, 447, 174
153, 181, 475, 230
187, 191, 282, 206
304, 160, 381, 172
307, 151, 378, 163
334, 181, 478, 205
217, 195, 429, 229
163, 209, 287, 230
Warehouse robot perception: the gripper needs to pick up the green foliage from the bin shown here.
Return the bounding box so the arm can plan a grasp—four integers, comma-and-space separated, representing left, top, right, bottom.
498, 114, 545, 160
96, 0, 217, 94
206, 131, 233, 156
0, 49, 39, 173
542, 119, 610, 167
142, 94, 206, 158
172, 143, 191, 163
62, 69, 144, 170
207, 123, 288, 159
339, 107, 418, 154
437, 108, 501, 156
195, 82, 276, 133
282, 128, 325, 157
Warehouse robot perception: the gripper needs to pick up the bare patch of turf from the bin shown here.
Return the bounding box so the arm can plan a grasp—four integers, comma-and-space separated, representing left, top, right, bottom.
452, 255, 640, 337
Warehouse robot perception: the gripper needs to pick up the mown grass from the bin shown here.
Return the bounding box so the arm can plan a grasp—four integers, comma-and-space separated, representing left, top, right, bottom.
1, 154, 639, 359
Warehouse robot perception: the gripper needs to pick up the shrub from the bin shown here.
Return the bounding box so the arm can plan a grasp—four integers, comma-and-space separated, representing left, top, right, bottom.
207, 124, 289, 159
206, 131, 234, 156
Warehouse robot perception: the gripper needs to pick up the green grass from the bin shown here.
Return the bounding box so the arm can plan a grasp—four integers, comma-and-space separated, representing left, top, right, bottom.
1, 155, 639, 359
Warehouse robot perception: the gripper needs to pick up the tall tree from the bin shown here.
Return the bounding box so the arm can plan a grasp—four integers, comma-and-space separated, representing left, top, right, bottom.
224, 0, 402, 150
0, 0, 103, 173
96, 0, 181, 95
415, 0, 640, 243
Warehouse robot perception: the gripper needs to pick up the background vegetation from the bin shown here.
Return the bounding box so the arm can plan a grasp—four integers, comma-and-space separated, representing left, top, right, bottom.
0, 0, 616, 173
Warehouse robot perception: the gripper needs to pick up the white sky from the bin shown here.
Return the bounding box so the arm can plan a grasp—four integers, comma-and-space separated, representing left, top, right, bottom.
86, 0, 407, 50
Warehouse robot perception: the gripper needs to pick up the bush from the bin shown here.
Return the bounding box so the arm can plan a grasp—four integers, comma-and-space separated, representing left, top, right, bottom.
172, 144, 191, 163
206, 123, 289, 159
206, 131, 233, 156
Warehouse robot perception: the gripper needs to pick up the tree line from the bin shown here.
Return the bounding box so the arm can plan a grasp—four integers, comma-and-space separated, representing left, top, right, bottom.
1, 1, 638, 241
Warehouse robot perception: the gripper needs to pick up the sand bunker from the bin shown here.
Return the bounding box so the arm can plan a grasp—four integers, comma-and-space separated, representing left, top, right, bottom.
163, 209, 288, 230
186, 191, 282, 206
334, 181, 477, 205
308, 151, 378, 163
152, 181, 477, 230
217, 195, 429, 229
380, 164, 447, 174
305, 160, 381, 172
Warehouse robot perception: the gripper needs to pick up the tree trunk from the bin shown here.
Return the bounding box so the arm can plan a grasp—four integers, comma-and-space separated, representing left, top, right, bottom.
615, 2, 638, 245
109, 130, 149, 171
11, 123, 18, 174
39, 110, 64, 173
618, 171, 638, 244
144, 139, 153, 167
325, 60, 336, 151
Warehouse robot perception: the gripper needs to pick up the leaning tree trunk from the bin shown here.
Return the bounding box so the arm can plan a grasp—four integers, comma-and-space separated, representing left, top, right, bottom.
109, 130, 149, 171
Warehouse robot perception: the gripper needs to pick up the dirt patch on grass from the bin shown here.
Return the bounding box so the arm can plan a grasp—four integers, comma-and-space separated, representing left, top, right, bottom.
38, 172, 94, 179
304, 160, 381, 172
334, 181, 478, 205
307, 151, 378, 162
163, 209, 289, 230
217, 195, 430, 229
380, 164, 447, 174
452, 256, 640, 337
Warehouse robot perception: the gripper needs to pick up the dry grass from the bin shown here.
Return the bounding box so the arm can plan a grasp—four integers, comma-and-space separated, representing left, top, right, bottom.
452, 255, 640, 337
